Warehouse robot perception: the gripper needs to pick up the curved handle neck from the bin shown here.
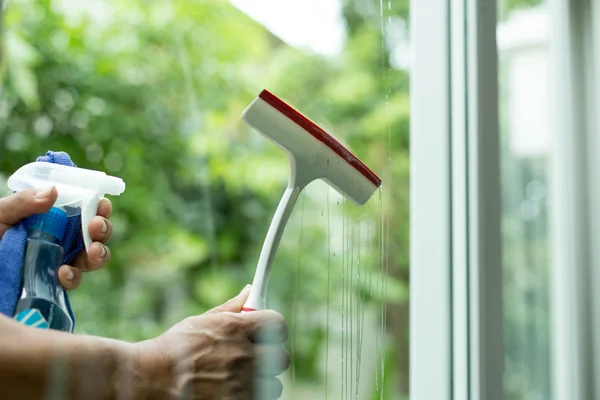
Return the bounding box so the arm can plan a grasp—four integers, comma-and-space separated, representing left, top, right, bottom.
243, 156, 316, 311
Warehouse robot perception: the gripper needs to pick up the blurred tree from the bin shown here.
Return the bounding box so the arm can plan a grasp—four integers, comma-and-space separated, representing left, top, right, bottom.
0, 0, 407, 398
0, 0, 552, 398
0, 0, 282, 337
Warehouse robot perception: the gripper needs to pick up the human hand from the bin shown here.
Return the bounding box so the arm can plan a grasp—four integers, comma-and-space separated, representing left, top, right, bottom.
0, 186, 113, 290
135, 285, 290, 400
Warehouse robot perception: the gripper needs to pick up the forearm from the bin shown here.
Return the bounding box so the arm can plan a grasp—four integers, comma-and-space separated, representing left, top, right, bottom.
0, 314, 146, 399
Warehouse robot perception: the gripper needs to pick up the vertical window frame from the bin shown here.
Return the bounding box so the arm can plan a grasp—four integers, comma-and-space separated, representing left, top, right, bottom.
409, 0, 453, 397
410, 0, 503, 398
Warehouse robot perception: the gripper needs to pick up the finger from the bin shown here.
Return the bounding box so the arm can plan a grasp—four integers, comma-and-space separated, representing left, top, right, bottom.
58, 265, 83, 290
88, 216, 112, 243
255, 377, 283, 400
0, 187, 58, 237
206, 285, 252, 314
255, 345, 290, 376
72, 242, 111, 272
240, 310, 288, 343
97, 198, 112, 219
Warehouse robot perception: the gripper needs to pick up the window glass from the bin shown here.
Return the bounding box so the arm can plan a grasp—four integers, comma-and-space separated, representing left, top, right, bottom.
497, 1, 552, 399
0, 0, 408, 398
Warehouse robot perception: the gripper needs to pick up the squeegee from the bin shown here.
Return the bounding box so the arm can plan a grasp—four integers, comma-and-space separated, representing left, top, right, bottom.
242, 90, 382, 312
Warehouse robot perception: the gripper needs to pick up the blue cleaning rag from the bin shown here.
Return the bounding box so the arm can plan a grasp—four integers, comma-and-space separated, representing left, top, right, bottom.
0, 151, 83, 331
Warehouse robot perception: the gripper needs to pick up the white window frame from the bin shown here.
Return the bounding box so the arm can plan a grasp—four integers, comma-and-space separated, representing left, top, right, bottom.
549, 0, 600, 399
409, 0, 453, 397
410, 0, 504, 398
548, 0, 594, 398
412, 0, 600, 398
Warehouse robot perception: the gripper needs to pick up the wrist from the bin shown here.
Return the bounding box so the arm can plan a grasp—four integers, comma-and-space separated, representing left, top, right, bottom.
126, 337, 177, 400
67, 336, 142, 400
106, 339, 148, 400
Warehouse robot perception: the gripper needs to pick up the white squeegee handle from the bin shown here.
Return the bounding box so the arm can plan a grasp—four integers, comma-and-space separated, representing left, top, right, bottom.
242, 167, 310, 312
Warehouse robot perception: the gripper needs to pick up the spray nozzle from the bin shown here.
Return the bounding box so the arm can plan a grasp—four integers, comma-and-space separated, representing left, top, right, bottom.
7, 162, 126, 252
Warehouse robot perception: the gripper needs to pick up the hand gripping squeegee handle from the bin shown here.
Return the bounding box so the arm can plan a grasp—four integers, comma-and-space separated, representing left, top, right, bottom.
7, 162, 126, 252
241, 90, 382, 312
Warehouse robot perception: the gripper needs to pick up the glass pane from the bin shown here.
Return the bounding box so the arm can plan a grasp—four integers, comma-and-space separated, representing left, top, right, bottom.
497, 1, 552, 399
0, 0, 408, 398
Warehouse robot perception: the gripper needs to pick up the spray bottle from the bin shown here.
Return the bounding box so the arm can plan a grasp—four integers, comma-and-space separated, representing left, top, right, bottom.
7, 162, 126, 331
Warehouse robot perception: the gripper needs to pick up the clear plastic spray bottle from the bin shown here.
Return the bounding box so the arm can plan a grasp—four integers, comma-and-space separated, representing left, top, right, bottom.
13, 207, 72, 331
7, 161, 126, 331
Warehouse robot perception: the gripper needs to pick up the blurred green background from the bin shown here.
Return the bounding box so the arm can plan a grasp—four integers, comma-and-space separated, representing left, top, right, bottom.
0, 0, 547, 398
0, 0, 408, 398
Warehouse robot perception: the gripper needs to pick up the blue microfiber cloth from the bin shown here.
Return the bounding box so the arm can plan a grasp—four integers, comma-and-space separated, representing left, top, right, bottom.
0, 151, 83, 331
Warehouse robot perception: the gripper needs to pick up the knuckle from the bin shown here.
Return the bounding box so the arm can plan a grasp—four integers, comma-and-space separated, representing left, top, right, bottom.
221, 314, 243, 333
12, 189, 32, 203
102, 245, 111, 262
91, 243, 110, 265
104, 219, 113, 236
224, 348, 253, 373
266, 310, 286, 326
0, 194, 20, 219
255, 311, 287, 342
227, 373, 254, 399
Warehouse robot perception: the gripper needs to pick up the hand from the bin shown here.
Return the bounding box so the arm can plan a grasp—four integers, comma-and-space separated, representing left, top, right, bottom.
135, 286, 290, 400
0, 186, 113, 290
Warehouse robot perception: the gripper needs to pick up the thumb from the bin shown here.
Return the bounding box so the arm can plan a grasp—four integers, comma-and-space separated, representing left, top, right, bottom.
0, 187, 58, 239
207, 284, 252, 314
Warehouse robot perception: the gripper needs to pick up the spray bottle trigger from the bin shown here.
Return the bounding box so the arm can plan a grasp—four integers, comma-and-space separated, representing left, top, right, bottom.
80, 194, 102, 253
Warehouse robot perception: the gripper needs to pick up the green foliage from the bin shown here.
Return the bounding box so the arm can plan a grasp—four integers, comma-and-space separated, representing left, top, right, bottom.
0, 0, 408, 397
0, 0, 547, 397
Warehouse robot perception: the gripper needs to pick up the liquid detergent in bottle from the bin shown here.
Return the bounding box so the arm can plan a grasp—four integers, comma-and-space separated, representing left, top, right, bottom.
7, 161, 126, 331
14, 207, 72, 331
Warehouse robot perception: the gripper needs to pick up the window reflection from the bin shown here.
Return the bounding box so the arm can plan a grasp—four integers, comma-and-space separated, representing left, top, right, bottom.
498, 2, 552, 399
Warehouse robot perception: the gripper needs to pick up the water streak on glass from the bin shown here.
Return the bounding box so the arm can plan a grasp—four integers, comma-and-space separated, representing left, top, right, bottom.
350, 205, 355, 398
291, 193, 305, 398
0, 0, 410, 397
325, 187, 331, 400
341, 194, 346, 399
356, 217, 370, 399
347, 200, 352, 399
